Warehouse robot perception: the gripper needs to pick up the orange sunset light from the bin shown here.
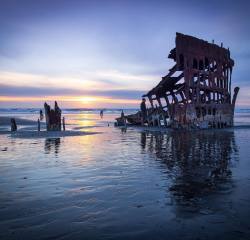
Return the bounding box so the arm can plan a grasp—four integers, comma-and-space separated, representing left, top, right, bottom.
0, 95, 140, 105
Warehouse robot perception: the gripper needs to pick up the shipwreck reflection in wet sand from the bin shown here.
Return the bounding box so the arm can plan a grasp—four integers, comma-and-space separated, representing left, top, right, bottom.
44, 138, 61, 155
141, 130, 239, 202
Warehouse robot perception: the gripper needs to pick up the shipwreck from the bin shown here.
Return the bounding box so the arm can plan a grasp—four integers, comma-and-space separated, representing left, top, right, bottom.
119, 33, 239, 129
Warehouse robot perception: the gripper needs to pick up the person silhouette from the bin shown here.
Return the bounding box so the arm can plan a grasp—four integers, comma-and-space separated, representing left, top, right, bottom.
140, 98, 147, 125
100, 110, 104, 118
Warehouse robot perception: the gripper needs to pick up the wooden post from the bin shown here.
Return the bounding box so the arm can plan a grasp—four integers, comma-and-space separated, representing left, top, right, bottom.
62, 117, 65, 131
10, 118, 17, 132
229, 68, 232, 102
38, 119, 40, 131
44, 101, 62, 131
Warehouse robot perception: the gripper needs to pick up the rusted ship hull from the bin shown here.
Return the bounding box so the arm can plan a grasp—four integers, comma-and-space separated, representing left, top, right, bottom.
142, 33, 239, 129
115, 112, 141, 126
116, 33, 239, 129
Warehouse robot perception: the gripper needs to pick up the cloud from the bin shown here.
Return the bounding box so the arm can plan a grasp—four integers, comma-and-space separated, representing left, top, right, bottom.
0, 0, 249, 107
0, 70, 158, 91
0, 83, 144, 99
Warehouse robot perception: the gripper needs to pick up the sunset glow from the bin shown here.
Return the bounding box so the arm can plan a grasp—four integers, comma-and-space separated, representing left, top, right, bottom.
0, 0, 249, 108
0, 95, 140, 108
80, 97, 98, 104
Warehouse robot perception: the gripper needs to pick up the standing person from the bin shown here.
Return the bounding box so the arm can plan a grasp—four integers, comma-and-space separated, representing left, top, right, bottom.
121, 110, 126, 126
140, 98, 147, 125
10, 118, 17, 132
39, 109, 44, 120
121, 110, 125, 118
100, 110, 104, 119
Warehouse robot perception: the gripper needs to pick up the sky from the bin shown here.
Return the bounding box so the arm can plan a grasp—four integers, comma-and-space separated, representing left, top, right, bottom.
0, 0, 249, 108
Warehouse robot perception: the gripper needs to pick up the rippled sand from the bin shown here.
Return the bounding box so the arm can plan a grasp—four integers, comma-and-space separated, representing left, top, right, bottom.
0, 112, 250, 239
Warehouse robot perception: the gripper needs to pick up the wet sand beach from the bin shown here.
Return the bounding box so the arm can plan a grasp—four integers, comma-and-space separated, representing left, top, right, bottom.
1, 110, 250, 240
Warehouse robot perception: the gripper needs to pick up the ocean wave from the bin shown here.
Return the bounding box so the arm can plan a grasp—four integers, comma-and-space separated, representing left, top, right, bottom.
0, 108, 139, 115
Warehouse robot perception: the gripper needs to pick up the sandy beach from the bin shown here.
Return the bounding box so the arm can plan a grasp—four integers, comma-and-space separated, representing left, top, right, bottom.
0, 116, 100, 139
0, 109, 250, 240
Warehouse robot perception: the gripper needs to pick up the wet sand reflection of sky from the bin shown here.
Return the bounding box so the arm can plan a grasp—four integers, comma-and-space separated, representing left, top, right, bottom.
140, 130, 239, 206
1, 112, 249, 240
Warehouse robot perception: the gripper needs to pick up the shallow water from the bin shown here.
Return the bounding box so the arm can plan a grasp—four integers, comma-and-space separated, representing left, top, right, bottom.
1, 112, 250, 239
